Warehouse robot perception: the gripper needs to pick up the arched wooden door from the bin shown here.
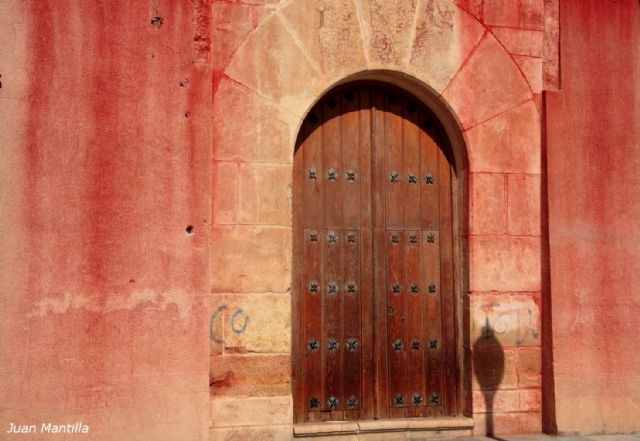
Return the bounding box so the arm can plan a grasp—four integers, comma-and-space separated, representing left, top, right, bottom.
292, 83, 457, 423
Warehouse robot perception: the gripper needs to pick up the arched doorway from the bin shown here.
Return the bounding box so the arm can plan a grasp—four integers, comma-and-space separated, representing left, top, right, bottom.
292, 82, 459, 423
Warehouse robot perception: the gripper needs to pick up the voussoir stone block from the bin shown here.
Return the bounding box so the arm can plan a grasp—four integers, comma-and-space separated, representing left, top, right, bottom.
491, 27, 544, 57
280, 0, 366, 76
407, 1, 486, 93
356, 0, 416, 66
213, 77, 298, 164
211, 225, 291, 293
211, 3, 255, 70
443, 34, 531, 128
465, 100, 540, 174
226, 14, 321, 115
470, 236, 541, 292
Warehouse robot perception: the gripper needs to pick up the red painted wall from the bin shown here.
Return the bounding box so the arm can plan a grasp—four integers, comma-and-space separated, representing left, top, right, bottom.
0, 2, 211, 440
546, 0, 640, 434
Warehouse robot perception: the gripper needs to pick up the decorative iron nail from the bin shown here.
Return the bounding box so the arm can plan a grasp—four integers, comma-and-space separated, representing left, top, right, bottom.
390, 172, 401, 183
327, 282, 338, 295
347, 233, 356, 243
391, 234, 400, 243
327, 169, 338, 181
309, 396, 320, 409
425, 174, 434, 184
429, 338, 438, 349
392, 339, 403, 352
347, 282, 356, 294
307, 339, 319, 352
411, 339, 421, 350
327, 232, 337, 243
309, 232, 318, 242
409, 234, 418, 244
426, 233, 435, 243
408, 173, 417, 184
346, 170, 356, 181
347, 395, 358, 408
394, 394, 405, 406
412, 393, 423, 406
346, 338, 359, 352
309, 281, 319, 293
410, 283, 419, 294
327, 339, 338, 351
307, 169, 317, 180
392, 283, 401, 294
430, 393, 440, 405
327, 396, 339, 409
428, 283, 436, 293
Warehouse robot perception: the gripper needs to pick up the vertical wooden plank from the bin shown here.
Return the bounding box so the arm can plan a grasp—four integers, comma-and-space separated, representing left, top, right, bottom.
438, 146, 457, 416
405, 229, 426, 414
323, 228, 343, 415
358, 88, 375, 420
292, 125, 304, 423
371, 89, 389, 419
386, 230, 407, 417
342, 229, 361, 419
301, 115, 324, 422
402, 99, 422, 230
420, 118, 440, 230
340, 88, 362, 420
420, 113, 444, 416
323, 96, 342, 229
384, 92, 404, 230
303, 228, 323, 421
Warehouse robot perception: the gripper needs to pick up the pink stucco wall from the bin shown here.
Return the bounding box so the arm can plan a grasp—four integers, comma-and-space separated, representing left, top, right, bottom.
546, 0, 640, 434
0, 2, 211, 440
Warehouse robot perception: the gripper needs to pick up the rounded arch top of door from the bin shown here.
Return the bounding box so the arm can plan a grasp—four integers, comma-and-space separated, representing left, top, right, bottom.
292, 82, 461, 423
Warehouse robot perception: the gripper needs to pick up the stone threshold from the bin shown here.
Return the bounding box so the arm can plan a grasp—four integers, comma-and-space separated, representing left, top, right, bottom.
294, 416, 474, 437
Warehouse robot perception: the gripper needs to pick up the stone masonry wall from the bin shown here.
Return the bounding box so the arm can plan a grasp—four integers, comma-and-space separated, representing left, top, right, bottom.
210, 1, 557, 439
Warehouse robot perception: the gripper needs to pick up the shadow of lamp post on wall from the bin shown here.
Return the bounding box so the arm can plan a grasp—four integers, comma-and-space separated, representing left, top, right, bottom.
473, 317, 505, 440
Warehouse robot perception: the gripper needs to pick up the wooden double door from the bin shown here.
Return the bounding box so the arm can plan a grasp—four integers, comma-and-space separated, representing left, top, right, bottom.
292, 83, 457, 423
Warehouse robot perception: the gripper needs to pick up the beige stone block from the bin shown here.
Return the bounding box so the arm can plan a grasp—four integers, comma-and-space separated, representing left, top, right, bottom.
407, 1, 486, 93
465, 100, 541, 174
470, 173, 507, 235
210, 424, 293, 441
518, 347, 541, 387
519, 388, 542, 411
356, 0, 416, 66
470, 236, 542, 292
472, 389, 520, 413
443, 35, 531, 129
213, 77, 298, 164
484, 0, 520, 27
471, 348, 518, 390
239, 163, 292, 226
514, 56, 543, 93
210, 353, 291, 396
519, 0, 545, 30
210, 395, 293, 427
280, 0, 366, 76
215, 293, 291, 354
507, 174, 541, 236
472, 411, 542, 435
491, 27, 545, 57
212, 161, 239, 225
211, 225, 291, 293
470, 293, 541, 348
226, 14, 321, 114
